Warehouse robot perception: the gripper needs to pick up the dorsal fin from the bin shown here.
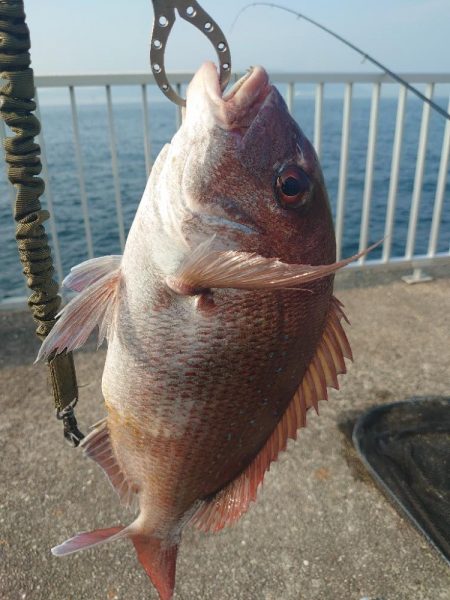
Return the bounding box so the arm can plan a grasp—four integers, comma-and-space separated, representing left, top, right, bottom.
81, 419, 138, 508
191, 295, 351, 533
36, 255, 122, 362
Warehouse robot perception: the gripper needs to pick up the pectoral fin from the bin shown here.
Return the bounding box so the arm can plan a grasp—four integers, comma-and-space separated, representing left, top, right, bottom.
167, 237, 381, 295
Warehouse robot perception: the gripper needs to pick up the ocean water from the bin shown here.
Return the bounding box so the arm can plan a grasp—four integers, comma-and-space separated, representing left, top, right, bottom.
0, 91, 449, 300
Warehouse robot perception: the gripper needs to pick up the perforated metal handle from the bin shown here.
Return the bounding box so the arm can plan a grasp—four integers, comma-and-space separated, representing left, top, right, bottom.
151, 0, 232, 106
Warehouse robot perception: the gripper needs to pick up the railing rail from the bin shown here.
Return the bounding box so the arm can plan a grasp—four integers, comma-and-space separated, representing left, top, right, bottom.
1, 71, 449, 309
33, 72, 450, 86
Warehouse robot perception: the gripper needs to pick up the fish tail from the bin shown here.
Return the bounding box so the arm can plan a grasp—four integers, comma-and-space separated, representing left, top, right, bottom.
130, 534, 178, 600
52, 523, 178, 599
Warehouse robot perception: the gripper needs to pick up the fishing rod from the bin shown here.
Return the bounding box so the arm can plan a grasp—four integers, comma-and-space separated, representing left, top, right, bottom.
232, 2, 450, 121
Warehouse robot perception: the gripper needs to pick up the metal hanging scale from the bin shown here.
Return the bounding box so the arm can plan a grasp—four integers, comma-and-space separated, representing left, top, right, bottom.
150, 0, 232, 106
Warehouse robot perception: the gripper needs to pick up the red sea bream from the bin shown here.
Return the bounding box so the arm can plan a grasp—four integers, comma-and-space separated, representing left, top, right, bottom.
38, 63, 364, 599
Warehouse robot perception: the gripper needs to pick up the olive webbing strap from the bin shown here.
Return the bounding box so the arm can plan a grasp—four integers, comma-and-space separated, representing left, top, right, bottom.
0, 0, 83, 446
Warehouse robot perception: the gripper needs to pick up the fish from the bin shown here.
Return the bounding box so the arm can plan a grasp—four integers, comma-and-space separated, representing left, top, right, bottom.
38, 62, 368, 600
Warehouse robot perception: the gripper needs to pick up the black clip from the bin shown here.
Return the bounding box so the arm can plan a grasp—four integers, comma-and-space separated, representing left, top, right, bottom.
56, 397, 85, 448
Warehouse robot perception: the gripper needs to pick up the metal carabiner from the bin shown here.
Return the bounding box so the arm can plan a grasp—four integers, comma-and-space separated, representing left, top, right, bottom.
150, 0, 232, 106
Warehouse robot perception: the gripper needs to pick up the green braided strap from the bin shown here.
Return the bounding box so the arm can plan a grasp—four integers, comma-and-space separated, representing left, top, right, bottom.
0, 1, 81, 442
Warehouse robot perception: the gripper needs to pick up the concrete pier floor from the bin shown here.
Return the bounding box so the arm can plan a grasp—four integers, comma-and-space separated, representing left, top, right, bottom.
1, 268, 449, 599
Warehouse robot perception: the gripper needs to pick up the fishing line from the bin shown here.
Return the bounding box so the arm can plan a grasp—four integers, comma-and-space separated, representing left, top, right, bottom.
231, 2, 450, 121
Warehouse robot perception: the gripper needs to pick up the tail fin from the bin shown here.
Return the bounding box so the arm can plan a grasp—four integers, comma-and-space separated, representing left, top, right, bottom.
52, 525, 179, 599
131, 535, 178, 600
51, 525, 127, 556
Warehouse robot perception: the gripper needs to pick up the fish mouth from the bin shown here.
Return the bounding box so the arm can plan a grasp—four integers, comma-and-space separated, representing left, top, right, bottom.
222, 65, 271, 107
186, 62, 273, 134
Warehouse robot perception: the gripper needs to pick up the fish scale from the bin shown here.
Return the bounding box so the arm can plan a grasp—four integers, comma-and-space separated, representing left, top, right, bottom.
104, 278, 331, 516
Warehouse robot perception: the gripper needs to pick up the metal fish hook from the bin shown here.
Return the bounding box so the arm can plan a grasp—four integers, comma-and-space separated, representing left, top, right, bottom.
150, 1, 232, 106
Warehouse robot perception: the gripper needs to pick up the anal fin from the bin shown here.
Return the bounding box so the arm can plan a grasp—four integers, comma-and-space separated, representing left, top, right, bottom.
191, 295, 351, 533
81, 420, 138, 507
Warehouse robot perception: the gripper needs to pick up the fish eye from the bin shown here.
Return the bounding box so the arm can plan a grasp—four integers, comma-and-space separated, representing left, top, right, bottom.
274, 164, 311, 210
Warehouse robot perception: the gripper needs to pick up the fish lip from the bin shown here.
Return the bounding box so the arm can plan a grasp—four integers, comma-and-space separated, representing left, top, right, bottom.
191, 63, 273, 132
239, 85, 278, 141
222, 66, 270, 104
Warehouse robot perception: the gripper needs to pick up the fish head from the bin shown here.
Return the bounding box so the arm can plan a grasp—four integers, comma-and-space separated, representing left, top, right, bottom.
155, 62, 335, 267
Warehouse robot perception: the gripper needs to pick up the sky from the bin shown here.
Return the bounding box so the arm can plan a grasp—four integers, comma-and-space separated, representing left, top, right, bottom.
25, 0, 450, 76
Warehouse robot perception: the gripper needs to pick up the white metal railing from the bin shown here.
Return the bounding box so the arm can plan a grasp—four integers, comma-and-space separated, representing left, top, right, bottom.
1, 71, 449, 308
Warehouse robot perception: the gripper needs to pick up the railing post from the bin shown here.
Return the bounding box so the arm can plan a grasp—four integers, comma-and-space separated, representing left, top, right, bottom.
69, 86, 94, 259
402, 267, 433, 284
106, 85, 126, 251
405, 83, 434, 260
335, 82, 353, 261
286, 82, 294, 114
383, 85, 407, 263
402, 83, 435, 283
35, 91, 64, 285
314, 82, 324, 158
428, 95, 450, 257
176, 83, 183, 128
0, 118, 29, 298
141, 84, 152, 176
359, 82, 381, 262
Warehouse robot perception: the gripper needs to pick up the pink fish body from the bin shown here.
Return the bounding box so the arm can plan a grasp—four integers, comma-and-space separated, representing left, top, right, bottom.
39, 64, 359, 599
